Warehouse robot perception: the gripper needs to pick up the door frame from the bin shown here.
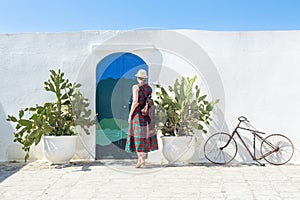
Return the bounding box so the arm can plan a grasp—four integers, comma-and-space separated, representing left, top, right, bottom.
75, 44, 162, 160
95, 52, 149, 159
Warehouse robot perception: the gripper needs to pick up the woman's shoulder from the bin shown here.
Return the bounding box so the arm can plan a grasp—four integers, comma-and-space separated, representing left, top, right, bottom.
136, 83, 152, 91
132, 84, 139, 90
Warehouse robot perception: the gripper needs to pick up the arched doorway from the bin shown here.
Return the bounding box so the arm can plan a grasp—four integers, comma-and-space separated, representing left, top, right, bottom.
96, 52, 148, 159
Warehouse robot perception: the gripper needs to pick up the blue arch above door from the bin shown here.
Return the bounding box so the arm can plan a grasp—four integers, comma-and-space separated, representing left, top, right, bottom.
96, 52, 148, 83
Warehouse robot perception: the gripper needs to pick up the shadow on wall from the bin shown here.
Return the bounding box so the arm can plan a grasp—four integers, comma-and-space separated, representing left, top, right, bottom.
191, 106, 231, 162
192, 107, 257, 163
207, 113, 273, 164
0, 103, 29, 161
0, 103, 27, 183
0, 102, 14, 161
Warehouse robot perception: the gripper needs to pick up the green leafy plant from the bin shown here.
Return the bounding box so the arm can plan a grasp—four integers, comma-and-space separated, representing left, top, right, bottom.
7, 69, 97, 161
155, 75, 219, 136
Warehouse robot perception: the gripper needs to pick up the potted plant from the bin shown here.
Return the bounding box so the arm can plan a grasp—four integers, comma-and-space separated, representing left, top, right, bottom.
7, 69, 96, 163
155, 76, 218, 164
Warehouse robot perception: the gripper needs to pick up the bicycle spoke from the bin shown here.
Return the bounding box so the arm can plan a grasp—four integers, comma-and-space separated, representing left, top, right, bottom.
261, 134, 294, 165
215, 150, 222, 162
204, 133, 237, 164
221, 151, 227, 163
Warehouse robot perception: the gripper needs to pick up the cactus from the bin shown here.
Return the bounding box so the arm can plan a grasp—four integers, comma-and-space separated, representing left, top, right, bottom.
7, 69, 97, 161
155, 76, 219, 136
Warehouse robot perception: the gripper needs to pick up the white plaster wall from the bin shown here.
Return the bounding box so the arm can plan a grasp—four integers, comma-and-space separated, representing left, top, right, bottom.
0, 31, 120, 161
1, 30, 300, 164
179, 30, 300, 163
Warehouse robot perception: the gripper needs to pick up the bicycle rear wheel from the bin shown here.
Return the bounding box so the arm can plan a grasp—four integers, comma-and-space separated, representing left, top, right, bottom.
204, 132, 237, 164
260, 134, 294, 165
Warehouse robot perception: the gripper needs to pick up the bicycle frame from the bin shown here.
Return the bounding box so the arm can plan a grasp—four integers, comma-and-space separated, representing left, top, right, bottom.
221, 120, 279, 162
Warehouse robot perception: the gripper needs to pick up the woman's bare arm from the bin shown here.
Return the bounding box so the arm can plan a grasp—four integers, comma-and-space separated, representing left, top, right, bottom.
128, 85, 139, 123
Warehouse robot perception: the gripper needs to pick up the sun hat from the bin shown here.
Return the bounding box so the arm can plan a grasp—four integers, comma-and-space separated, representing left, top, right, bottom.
135, 69, 147, 79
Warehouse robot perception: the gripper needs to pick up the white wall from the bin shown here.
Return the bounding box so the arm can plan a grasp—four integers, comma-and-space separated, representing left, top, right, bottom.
1, 30, 299, 163
180, 30, 300, 163
0, 31, 119, 161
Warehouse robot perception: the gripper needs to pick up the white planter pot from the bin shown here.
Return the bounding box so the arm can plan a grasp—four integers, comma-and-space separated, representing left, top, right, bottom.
161, 136, 196, 164
43, 135, 78, 164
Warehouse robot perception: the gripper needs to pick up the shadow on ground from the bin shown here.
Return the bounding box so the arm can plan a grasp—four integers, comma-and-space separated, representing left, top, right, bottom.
49, 160, 265, 172
188, 162, 265, 167
0, 161, 26, 183
52, 160, 164, 171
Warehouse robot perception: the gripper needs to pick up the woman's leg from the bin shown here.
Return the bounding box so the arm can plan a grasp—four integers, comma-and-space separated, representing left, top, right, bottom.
135, 152, 145, 168
142, 152, 146, 164
135, 152, 142, 168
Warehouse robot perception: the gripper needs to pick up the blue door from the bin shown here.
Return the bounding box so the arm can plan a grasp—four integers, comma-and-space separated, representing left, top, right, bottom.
96, 52, 148, 159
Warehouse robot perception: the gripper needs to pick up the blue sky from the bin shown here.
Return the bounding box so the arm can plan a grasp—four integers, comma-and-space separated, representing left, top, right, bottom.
1, 0, 300, 33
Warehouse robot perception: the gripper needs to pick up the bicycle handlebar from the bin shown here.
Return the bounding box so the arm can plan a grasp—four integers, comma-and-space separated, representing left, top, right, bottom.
238, 116, 250, 123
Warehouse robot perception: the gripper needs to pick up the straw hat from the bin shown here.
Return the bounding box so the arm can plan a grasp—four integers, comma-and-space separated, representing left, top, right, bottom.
135, 69, 147, 79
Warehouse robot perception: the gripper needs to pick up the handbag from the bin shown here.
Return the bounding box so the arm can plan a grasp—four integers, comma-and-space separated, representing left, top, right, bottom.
140, 87, 154, 116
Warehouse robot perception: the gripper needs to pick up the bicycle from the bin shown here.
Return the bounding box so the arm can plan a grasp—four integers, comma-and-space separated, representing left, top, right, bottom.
204, 116, 294, 166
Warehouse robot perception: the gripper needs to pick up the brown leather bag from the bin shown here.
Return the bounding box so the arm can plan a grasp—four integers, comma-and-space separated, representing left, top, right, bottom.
141, 88, 154, 116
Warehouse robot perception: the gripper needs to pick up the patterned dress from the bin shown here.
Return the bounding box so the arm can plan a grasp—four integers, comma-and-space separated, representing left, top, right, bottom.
125, 83, 159, 152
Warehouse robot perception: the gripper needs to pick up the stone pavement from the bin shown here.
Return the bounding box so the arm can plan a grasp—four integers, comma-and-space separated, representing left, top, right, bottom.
0, 160, 300, 200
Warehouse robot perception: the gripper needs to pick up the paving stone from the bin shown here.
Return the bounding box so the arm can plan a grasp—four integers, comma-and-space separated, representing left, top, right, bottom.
254, 195, 282, 200
224, 194, 254, 200
0, 161, 300, 200
279, 192, 300, 199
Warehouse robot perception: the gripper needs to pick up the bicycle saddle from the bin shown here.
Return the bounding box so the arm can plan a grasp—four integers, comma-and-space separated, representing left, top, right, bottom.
238, 116, 249, 122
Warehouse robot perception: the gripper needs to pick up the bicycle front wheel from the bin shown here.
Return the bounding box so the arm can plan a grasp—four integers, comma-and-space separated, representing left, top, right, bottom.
260, 134, 294, 165
204, 132, 238, 164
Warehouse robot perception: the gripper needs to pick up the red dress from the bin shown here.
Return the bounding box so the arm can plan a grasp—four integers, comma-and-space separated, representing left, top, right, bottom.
125, 83, 158, 152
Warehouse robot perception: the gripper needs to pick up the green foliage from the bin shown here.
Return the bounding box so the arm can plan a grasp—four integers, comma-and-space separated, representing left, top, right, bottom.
155, 76, 219, 136
7, 69, 97, 162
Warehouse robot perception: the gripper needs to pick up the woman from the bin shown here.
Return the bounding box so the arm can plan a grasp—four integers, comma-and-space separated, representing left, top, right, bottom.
125, 69, 158, 168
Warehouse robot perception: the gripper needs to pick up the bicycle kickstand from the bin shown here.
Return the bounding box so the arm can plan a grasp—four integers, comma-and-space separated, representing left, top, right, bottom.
254, 160, 265, 167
